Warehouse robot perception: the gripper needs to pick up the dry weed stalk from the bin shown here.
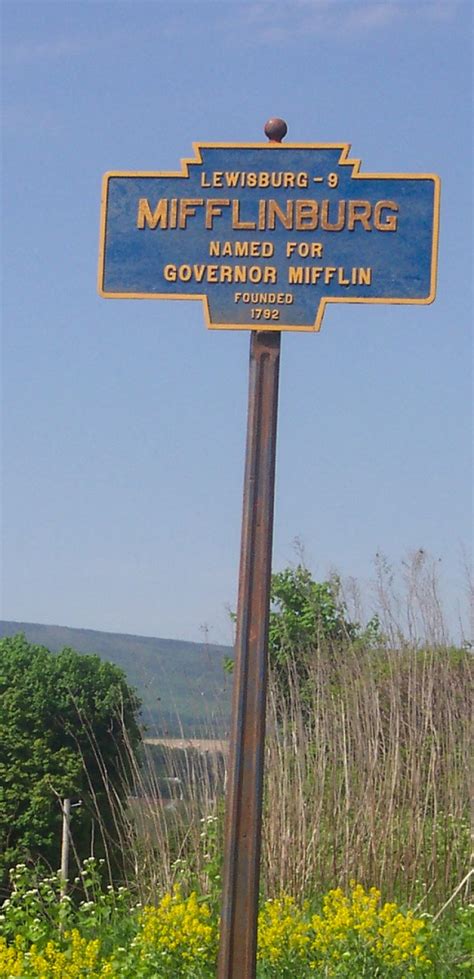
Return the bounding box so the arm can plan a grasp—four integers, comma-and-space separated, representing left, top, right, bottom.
72, 556, 471, 912
262, 555, 472, 908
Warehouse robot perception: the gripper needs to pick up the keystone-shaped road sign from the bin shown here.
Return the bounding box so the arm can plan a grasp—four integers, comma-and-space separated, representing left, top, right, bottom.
98, 143, 440, 332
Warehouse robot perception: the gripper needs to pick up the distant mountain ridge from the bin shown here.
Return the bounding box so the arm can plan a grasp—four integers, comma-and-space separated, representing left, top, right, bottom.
0, 621, 233, 737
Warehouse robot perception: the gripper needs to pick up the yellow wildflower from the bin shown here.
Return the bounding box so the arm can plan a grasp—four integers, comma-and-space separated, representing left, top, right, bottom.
0, 936, 26, 977
139, 885, 216, 965
257, 895, 309, 965
310, 881, 431, 971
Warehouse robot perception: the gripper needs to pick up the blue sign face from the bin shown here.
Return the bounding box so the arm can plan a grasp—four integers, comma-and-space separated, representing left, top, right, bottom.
98, 143, 440, 331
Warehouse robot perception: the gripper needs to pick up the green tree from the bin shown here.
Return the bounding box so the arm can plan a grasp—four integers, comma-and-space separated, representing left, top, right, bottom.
225, 565, 380, 693
0, 634, 141, 889
269, 565, 355, 656
268, 565, 359, 693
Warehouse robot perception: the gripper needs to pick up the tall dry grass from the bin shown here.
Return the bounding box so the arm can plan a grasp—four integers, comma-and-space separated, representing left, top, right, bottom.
262, 552, 472, 908
263, 641, 471, 909
70, 554, 471, 912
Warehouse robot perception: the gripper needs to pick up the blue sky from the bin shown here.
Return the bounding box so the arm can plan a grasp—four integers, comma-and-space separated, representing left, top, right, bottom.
1, 0, 472, 643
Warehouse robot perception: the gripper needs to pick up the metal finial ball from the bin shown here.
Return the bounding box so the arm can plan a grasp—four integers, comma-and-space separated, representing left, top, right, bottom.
264, 118, 288, 142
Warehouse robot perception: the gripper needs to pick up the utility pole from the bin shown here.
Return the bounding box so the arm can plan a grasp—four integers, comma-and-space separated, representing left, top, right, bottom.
60, 797, 71, 899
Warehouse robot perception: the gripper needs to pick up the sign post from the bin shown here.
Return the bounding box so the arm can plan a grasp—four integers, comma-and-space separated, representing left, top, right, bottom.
98, 119, 440, 979
217, 327, 280, 978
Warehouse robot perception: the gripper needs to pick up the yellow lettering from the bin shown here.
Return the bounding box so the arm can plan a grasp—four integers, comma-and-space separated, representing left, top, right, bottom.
225, 172, 240, 187
320, 200, 346, 232
205, 199, 230, 229
267, 200, 293, 230
179, 264, 193, 281
137, 198, 168, 229
235, 242, 250, 256
264, 266, 277, 283
288, 266, 303, 284
348, 200, 372, 231
178, 199, 204, 229
295, 200, 319, 231
374, 201, 399, 231
169, 199, 178, 229
232, 201, 256, 230
163, 264, 177, 281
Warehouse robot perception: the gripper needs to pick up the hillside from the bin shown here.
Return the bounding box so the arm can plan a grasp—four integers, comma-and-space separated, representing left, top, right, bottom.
0, 621, 233, 737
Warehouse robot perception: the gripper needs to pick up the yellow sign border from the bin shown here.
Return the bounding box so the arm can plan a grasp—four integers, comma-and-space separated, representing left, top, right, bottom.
98, 142, 441, 332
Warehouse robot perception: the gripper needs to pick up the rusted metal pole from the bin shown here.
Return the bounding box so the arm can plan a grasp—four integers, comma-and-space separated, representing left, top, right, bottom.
217, 329, 281, 979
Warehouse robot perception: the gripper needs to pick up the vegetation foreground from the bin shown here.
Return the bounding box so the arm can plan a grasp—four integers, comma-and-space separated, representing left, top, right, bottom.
1, 559, 472, 976
0, 859, 472, 977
